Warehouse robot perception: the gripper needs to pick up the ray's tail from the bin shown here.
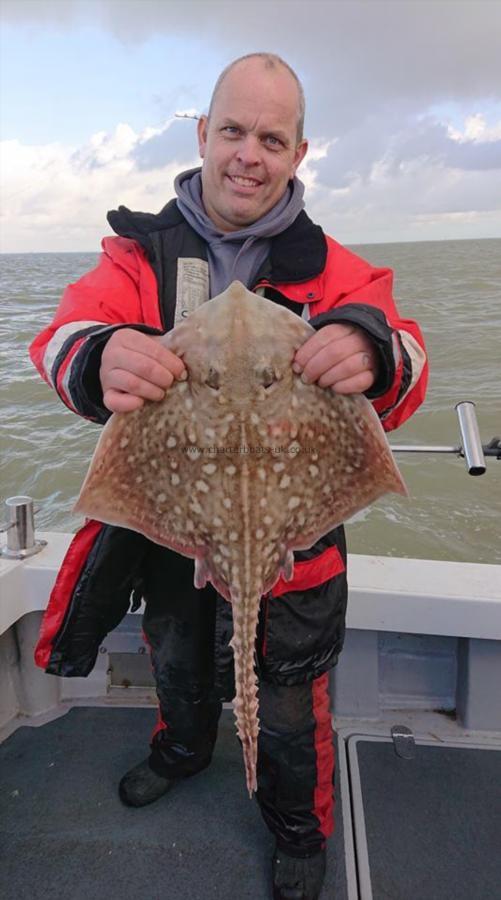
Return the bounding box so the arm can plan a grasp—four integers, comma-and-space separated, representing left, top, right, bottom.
229, 593, 261, 798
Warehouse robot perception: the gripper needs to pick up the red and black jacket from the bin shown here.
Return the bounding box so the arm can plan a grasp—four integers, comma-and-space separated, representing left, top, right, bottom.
30, 201, 428, 686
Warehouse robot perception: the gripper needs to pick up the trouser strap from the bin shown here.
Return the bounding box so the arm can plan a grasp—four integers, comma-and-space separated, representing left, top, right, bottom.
256, 673, 335, 856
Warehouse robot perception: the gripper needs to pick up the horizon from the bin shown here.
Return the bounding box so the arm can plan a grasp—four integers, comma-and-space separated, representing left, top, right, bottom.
2, 235, 500, 256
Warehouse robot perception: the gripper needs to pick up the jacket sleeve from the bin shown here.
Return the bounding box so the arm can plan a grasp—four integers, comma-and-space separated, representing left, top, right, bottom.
29, 238, 162, 424
308, 238, 428, 432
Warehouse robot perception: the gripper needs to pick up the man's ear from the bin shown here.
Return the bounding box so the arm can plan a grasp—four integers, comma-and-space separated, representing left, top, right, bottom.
197, 116, 209, 159
291, 139, 308, 177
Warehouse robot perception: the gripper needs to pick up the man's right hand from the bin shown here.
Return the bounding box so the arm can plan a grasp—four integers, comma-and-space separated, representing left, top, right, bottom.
100, 328, 187, 413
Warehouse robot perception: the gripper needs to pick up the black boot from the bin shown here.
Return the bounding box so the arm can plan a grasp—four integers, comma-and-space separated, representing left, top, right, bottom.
118, 758, 178, 807
272, 845, 326, 900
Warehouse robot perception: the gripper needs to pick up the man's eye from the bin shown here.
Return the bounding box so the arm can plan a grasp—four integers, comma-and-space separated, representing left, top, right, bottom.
265, 135, 281, 147
222, 126, 240, 135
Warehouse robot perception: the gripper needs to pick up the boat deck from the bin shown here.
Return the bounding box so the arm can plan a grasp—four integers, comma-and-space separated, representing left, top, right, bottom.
1, 703, 500, 899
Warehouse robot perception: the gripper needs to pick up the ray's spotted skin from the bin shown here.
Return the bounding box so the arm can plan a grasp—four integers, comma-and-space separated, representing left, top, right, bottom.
75, 281, 407, 796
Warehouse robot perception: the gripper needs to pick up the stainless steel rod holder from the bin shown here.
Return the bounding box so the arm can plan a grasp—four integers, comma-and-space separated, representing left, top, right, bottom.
389, 401, 495, 475
455, 401, 486, 475
0, 496, 47, 559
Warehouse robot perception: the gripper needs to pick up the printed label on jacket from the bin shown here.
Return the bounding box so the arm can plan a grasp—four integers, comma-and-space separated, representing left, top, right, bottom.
175, 258, 210, 325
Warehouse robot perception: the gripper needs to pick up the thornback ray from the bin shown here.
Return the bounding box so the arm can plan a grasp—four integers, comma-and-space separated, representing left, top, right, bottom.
74, 280, 407, 796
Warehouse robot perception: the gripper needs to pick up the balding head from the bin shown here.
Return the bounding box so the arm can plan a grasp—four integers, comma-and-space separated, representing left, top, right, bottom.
208, 53, 305, 144
197, 53, 308, 232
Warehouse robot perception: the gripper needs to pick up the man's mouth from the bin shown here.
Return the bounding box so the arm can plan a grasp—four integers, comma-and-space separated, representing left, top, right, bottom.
227, 174, 262, 188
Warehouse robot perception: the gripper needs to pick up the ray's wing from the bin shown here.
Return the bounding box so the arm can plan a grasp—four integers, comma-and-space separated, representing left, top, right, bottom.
74, 379, 225, 574
280, 377, 407, 551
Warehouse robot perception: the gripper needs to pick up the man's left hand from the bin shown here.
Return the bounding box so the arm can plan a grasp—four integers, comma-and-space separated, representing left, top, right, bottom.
292, 323, 379, 394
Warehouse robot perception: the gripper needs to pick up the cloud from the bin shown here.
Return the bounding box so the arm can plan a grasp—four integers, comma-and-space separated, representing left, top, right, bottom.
4, 1, 500, 111
1, 1, 501, 248
2, 106, 500, 252
0, 121, 198, 252
132, 116, 200, 171
389, 118, 501, 173
448, 112, 501, 143
4, 3, 500, 176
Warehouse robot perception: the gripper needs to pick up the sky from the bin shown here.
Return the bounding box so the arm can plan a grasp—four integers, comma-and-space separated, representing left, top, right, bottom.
1, 0, 500, 252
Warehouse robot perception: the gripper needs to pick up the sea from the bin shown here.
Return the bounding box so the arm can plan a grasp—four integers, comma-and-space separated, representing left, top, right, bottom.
1, 238, 500, 564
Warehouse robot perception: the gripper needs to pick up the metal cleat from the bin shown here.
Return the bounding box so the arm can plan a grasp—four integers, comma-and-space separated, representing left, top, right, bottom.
0, 496, 47, 559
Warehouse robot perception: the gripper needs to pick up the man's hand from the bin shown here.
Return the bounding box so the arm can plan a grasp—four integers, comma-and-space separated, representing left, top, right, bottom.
100, 329, 187, 413
292, 323, 379, 394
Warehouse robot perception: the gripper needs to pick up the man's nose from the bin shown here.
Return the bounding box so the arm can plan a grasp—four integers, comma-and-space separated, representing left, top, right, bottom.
235, 134, 262, 166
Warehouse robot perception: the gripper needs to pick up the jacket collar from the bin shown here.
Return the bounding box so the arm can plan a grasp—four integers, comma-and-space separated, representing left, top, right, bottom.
107, 200, 327, 285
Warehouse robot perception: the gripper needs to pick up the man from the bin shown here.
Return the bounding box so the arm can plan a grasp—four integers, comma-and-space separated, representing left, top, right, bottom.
31, 53, 427, 900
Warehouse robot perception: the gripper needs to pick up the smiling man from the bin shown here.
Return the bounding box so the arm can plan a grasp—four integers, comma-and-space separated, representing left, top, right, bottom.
30, 53, 428, 900
196, 58, 308, 231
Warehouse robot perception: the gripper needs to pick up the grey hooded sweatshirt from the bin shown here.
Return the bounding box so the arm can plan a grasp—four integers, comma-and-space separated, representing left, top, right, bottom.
174, 167, 305, 297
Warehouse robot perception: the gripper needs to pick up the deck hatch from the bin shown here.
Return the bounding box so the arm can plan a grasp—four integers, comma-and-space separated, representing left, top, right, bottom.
347, 735, 501, 899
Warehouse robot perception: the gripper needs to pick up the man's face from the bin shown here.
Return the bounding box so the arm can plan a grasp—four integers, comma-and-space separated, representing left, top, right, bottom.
197, 60, 308, 232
